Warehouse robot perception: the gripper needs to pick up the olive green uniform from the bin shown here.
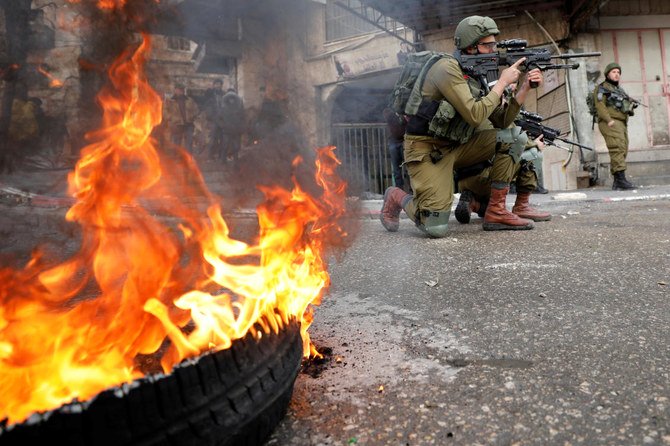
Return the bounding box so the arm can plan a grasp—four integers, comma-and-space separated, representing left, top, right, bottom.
520, 141, 543, 187
594, 81, 633, 174
403, 57, 521, 226
457, 137, 539, 202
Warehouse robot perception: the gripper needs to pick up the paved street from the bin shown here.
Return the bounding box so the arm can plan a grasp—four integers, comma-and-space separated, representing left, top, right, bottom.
1, 175, 669, 446
269, 190, 670, 446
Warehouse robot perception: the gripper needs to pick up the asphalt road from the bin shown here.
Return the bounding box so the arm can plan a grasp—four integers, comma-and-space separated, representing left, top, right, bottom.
1, 176, 668, 445
269, 197, 670, 446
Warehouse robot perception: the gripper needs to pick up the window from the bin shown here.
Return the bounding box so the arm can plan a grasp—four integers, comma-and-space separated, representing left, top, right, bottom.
167, 36, 191, 52
325, 0, 378, 42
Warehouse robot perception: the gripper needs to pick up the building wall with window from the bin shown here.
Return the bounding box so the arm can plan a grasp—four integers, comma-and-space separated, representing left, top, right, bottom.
232, 0, 409, 153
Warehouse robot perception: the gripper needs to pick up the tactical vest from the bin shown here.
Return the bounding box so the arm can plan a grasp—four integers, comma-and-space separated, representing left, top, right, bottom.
405, 54, 479, 144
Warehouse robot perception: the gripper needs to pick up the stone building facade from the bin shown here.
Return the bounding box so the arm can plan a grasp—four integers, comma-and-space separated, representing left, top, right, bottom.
6, 1, 666, 192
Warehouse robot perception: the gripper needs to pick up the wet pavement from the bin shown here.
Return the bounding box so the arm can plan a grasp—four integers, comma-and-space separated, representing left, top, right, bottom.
1, 171, 669, 446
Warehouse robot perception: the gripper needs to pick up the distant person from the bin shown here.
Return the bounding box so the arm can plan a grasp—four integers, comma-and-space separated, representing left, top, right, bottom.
163, 83, 199, 153
382, 107, 407, 191
593, 63, 637, 190
219, 88, 245, 162
203, 79, 225, 159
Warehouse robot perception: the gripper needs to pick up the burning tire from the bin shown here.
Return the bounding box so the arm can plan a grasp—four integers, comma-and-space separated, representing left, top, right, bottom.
0, 319, 302, 446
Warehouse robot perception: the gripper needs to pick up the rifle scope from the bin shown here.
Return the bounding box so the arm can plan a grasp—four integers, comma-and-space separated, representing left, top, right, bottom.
519, 110, 543, 122
497, 39, 527, 49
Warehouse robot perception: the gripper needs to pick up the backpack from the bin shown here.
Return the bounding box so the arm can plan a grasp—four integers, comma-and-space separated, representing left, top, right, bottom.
586, 91, 597, 117
387, 51, 447, 115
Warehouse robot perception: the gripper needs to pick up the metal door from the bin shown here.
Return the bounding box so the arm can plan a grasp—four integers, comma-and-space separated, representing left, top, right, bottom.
600, 28, 670, 148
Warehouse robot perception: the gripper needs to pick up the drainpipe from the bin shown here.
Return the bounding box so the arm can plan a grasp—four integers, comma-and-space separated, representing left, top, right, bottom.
525, 10, 596, 187
567, 54, 598, 179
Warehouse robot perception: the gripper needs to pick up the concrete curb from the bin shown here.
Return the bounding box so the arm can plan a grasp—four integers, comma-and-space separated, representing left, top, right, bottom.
4, 183, 670, 219
360, 189, 670, 219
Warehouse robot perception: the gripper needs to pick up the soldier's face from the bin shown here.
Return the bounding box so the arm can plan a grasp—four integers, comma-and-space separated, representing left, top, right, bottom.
607, 68, 621, 82
476, 36, 497, 54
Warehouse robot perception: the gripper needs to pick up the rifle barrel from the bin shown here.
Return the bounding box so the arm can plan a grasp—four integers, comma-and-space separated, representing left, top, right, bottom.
556, 136, 594, 151
539, 63, 580, 71
554, 52, 602, 59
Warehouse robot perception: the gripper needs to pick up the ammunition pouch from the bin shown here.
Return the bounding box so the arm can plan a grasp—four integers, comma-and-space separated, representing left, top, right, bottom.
496, 126, 528, 164
406, 99, 476, 145
415, 209, 451, 238
406, 99, 439, 136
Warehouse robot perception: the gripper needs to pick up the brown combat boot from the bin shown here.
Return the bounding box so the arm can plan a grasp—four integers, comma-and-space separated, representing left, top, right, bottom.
455, 190, 481, 224
380, 186, 410, 232
483, 186, 534, 231
512, 191, 552, 222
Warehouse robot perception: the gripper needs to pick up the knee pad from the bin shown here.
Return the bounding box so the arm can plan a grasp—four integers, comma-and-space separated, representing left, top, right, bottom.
497, 126, 528, 163
521, 147, 540, 163
416, 210, 451, 238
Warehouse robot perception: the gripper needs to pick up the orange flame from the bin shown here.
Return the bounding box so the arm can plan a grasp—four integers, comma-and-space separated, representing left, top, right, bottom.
66, 0, 128, 9
0, 33, 348, 425
37, 66, 64, 88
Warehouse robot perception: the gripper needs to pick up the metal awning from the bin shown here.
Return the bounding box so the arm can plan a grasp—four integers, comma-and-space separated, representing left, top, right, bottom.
358, 0, 601, 36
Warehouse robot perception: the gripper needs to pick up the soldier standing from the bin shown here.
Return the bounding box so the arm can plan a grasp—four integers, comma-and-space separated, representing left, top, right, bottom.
593, 63, 637, 190
203, 79, 224, 159
380, 15, 544, 237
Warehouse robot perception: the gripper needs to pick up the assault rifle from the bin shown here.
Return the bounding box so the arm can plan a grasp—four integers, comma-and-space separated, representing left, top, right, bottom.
515, 110, 594, 152
603, 88, 648, 109
460, 39, 601, 87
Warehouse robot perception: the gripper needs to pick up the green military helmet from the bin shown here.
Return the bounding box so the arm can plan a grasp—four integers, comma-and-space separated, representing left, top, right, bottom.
454, 16, 500, 50
604, 62, 622, 76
